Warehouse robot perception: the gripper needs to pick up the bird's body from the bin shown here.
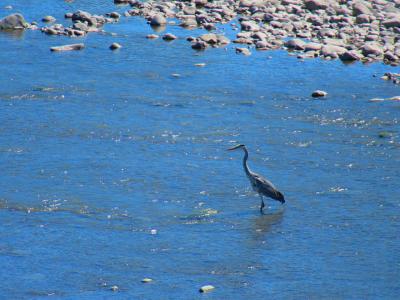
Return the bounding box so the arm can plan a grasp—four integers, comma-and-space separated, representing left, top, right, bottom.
228, 144, 285, 213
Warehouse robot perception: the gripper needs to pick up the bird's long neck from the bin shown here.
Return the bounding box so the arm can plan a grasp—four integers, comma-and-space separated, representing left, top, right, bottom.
242, 147, 251, 176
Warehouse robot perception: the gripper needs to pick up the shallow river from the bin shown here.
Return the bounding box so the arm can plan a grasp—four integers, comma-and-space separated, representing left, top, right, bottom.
0, 1, 399, 299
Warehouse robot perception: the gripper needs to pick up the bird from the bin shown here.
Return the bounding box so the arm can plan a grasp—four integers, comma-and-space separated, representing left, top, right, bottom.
228, 144, 285, 213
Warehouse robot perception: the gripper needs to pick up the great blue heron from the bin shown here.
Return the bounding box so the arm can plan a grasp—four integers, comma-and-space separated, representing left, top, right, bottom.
228, 144, 285, 213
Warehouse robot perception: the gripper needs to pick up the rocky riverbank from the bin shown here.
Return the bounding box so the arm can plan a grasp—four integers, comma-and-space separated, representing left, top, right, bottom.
1, 0, 400, 65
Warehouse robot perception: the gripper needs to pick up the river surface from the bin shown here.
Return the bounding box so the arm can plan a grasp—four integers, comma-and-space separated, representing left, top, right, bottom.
0, 1, 399, 299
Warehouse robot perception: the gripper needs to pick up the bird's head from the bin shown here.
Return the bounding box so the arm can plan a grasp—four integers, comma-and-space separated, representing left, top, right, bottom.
227, 144, 246, 151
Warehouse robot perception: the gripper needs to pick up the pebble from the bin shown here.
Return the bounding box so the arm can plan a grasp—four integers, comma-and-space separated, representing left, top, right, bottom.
311, 90, 328, 97
110, 42, 122, 50
141, 278, 153, 283
194, 63, 206, 67
199, 285, 215, 293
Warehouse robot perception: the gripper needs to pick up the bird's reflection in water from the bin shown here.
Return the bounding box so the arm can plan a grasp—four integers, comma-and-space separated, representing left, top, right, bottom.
253, 207, 284, 237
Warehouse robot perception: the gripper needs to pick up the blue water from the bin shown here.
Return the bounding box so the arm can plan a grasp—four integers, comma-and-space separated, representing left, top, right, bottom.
1, 1, 399, 299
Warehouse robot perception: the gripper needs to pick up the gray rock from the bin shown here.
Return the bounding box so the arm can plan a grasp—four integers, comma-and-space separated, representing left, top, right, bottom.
384, 51, 397, 61
179, 18, 197, 28
320, 45, 347, 58
183, 5, 197, 15
44, 27, 60, 35
71, 11, 101, 27
72, 22, 89, 32
382, 17, 400, 28
339, 50, 362, 61
304, 42, 322, 52
199, 33, 218, 44
361, 42, 383, 56
50, 43, 85, 52
284, 38, 306, 50
233, 37, 253, 44
255, 40, 271, 49
203, 23, 216, 31
0, 13, 29, 30
217, 35, 230, 45
150, 14, 167, 26
240, 20, 260, 31
352, 1, 372, 16
356, 14, 371, 24
304, 0, 328, 11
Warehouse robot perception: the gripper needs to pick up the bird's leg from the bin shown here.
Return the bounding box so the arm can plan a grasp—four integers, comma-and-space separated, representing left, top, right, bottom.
259, 195, 265, 213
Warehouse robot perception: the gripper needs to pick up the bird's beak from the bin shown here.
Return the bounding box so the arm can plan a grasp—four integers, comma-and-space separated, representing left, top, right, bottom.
227, 144, 242, 151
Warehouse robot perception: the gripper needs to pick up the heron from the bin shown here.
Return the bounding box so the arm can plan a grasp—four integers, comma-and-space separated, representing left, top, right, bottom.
228, 144, 285, 213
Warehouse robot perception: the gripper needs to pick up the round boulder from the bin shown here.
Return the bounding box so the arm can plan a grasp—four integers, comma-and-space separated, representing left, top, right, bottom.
150, 14, 167, 26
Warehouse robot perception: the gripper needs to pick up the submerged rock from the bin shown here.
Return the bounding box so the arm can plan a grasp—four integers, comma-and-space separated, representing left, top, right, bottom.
50, 43, 85, 52
339, 50, 362, 61
0, 13, 29, 30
